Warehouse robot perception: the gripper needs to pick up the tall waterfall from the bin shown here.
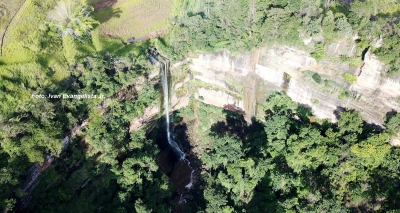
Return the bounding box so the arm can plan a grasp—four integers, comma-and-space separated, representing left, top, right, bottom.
160, 59, 186, 160
156, 53, 194, 193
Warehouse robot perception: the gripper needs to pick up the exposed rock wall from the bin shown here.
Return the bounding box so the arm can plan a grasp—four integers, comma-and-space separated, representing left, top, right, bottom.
130, 45, 400, 131
286, 78, 339, 121
129, 105, 160, 132
180, 46, 399, 125
326, 41, 357, 57
258, 46, 317, 79
255, 64, 284, 87
189, 52, 252, 88
356, 50, 383, 90
190, 52, 252, 76
195, 88, 244, 109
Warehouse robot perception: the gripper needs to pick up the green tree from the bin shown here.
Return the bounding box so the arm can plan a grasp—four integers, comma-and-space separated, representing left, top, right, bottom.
285, 127, 327, 173
204, 186, 233, 213
264, 92, 298, 115
385, 113, 400, 136
338, 110, 363, 136
350, 133, 391, 169
336, 17, 353, 37
47, 0, 98, 38
342, 72, 357, 84
202, 135, 243, 170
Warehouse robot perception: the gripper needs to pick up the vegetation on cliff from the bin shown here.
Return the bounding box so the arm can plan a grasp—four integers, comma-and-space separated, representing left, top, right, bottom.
159, 0, 400, 76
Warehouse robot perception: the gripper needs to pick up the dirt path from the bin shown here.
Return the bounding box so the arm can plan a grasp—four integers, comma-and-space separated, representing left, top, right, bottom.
0, 0, 26, 56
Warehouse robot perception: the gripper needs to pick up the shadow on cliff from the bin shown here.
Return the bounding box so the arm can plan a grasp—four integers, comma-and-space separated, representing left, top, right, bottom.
149, 111, 207, 212
209, 109, 248, 140
385, 109, 398, 122
173, 121, 209, 212
333, 106, 385, 135
208, 109, 272, 157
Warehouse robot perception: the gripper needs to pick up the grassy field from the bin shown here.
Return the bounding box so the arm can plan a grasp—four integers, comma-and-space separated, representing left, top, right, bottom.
0, 0, 158, 83
0, 0, 70, 83
0, 0, 25, 33
0, 0, 25, 53
88, 0, 174, 40
1, 0, 59, 61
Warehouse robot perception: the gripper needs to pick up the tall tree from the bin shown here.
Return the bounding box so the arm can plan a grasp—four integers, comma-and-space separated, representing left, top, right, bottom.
47, 0, 98, 38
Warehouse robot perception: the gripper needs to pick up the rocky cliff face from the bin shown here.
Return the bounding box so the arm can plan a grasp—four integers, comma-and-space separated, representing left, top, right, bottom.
131, 44, 400, 132
172, 45, 400, 126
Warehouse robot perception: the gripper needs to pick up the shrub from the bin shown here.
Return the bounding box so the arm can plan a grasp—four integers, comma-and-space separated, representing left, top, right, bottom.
63, 36, 79, 64
311, 43, 326, 61
311, 98, 319, 104
312, 73, 322, 84
342, 72, 357, 84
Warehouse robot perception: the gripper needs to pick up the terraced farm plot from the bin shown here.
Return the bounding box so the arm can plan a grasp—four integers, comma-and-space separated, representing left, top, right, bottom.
90, 0, 173, 40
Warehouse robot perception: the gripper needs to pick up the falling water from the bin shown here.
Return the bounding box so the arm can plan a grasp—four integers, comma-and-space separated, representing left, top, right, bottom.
178, 194, 187, 205
185, 170, 194, 189
160, 59, 186, 160
153, 51, 194, 194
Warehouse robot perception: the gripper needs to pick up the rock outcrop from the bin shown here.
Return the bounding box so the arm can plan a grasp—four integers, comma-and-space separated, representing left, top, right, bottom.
129, 105, 160, 132
130, 45, 400, 137
195, 88, 244, 109
356, 50, 384, 89
390, 138, 400, 147
182, 46, 399, 125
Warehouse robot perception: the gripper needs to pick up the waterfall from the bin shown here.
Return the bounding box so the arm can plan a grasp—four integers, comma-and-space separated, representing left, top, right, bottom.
178, 194, 187, 204
160, 59, 186, 160
185, 170, 194, 189
155, 50, 194, 192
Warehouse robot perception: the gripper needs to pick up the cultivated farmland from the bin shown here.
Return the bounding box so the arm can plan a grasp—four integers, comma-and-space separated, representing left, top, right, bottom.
88, 0, 174, 40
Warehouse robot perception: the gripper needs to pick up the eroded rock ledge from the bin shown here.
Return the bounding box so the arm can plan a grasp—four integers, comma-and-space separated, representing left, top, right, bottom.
130, 45, 400, 134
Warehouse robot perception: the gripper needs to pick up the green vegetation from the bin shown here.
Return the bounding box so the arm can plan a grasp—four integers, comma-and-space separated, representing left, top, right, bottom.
311, 72, 322, 84
304, 70, 352, 100
343, 72, 357, 84
310, 43, 327, 61
0, 0, 25, 43
0, 0, 161, 211
173, 93, 400, 212
161, 0, 304, 59
385, 113, 400, 137
90, 0, 173, 39
48, 0, 98, 38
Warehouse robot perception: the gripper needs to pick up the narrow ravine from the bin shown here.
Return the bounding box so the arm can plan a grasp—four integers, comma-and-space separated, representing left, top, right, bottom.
14, 120, 88, 212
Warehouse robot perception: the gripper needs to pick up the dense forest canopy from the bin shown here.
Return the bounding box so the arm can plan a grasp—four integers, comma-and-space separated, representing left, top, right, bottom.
159, 0, 400, 76
0, 0, 400, 212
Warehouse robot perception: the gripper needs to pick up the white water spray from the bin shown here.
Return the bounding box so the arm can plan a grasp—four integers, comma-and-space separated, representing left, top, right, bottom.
185, 169, 194, 189
158, 54, 194, 192
160, 59, 185, 160
178, 194, 187, 204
